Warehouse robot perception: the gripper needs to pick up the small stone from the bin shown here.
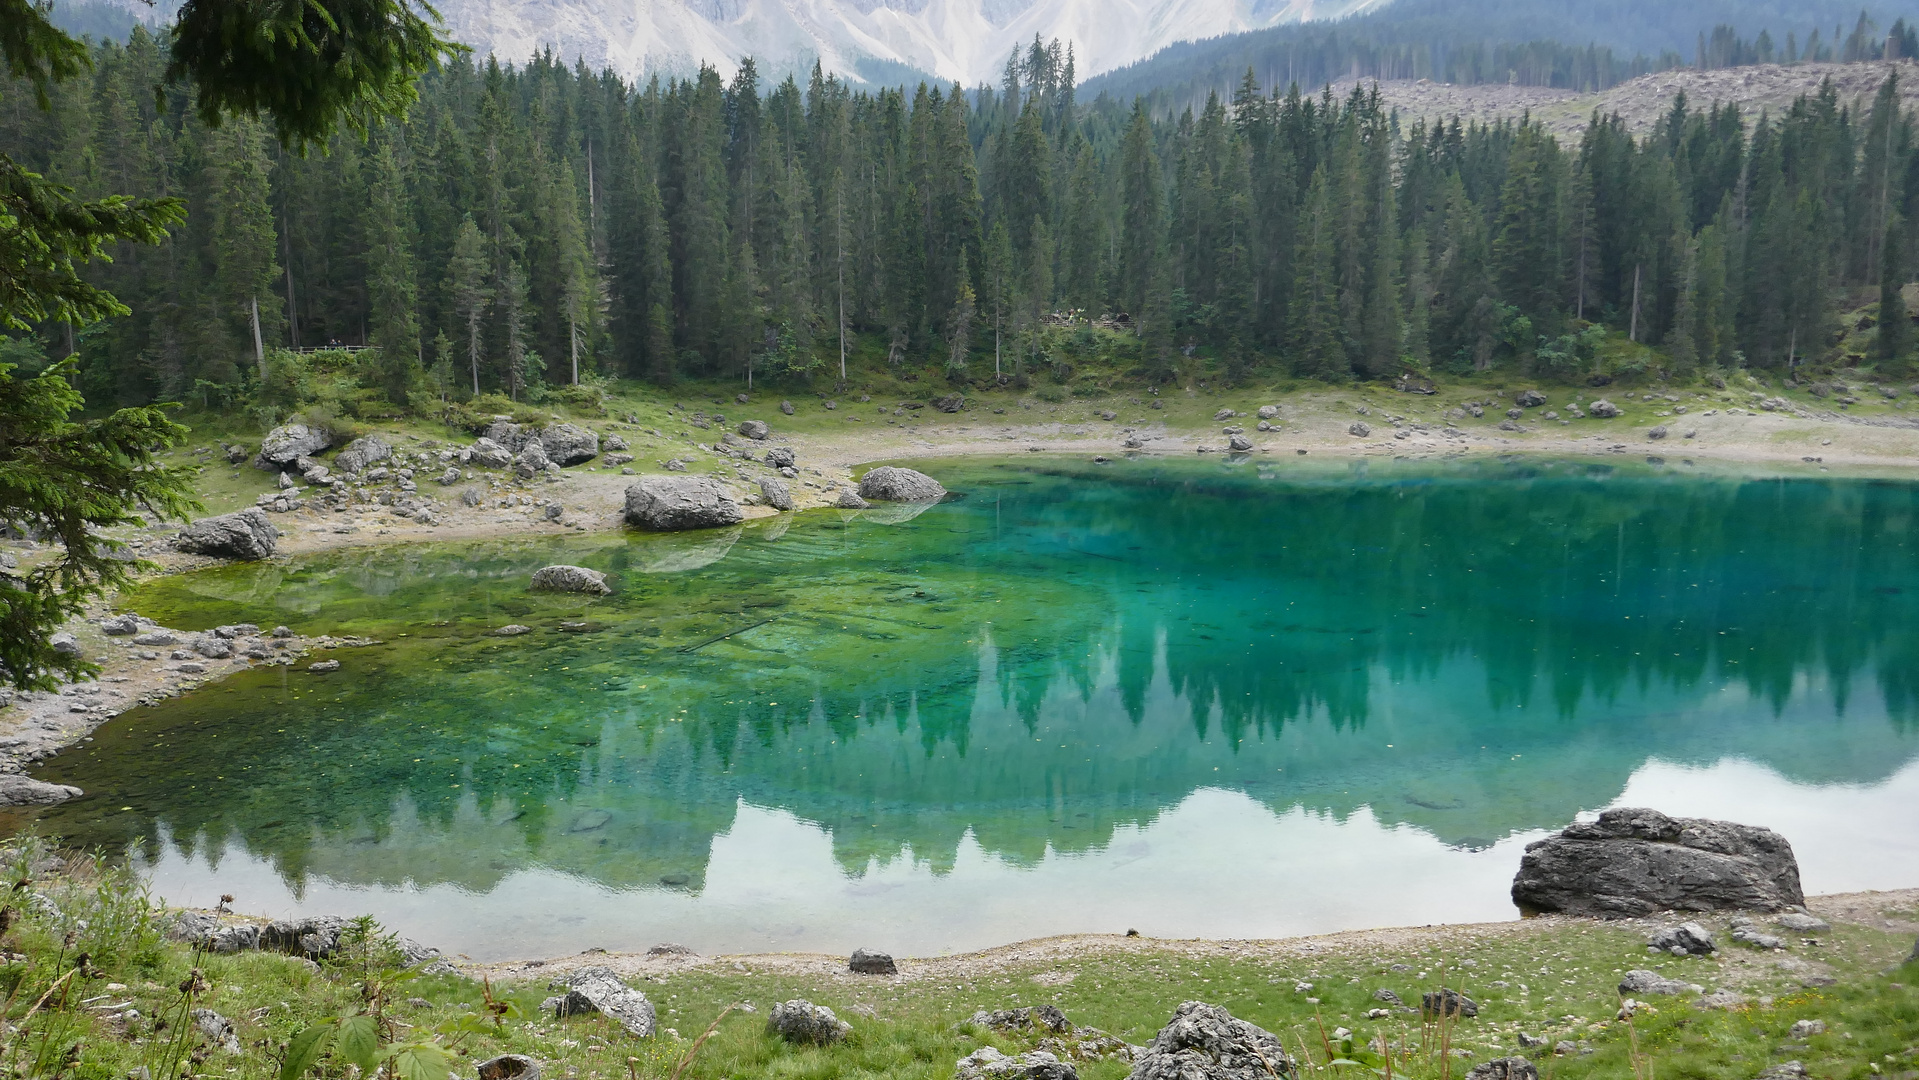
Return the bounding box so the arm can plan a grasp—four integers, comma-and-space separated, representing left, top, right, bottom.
495, 625, 532, 637
1213, 408, 1236, 421
1776, 913, 1830, 933
955, 1047, 1078, 1080
100, 614, 142, 636
1515, 390, 1547, 408
1257, 405, 1279, 419
1648, 425, 1669, 440
1348, 421, 1371, 437
1227, 434, 1253, 452
308, 660, 340, 674
1588, 399, 1622, 418
1618, 970, 1700, 996
272, 625, 293, 638
192, 1008, 242, 1053
1372, 988, 1404, 1005
1787, 1019, 1825, 1039
836, 489, 869, 509
848, 948, 897, 975
476, 1054, 542, 1080
779, 400, 796, 415
530, 566, 612, 596
1422, 989, 1477, 1018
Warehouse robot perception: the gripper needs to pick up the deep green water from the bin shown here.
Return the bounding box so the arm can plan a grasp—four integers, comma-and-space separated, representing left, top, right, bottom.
24, 456, 1919, 958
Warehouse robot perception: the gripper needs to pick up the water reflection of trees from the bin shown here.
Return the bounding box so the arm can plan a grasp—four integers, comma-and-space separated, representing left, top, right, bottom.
39, 460, 1919, 890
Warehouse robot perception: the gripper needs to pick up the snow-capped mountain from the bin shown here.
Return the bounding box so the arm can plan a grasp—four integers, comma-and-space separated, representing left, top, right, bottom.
439, 0, 1390, 85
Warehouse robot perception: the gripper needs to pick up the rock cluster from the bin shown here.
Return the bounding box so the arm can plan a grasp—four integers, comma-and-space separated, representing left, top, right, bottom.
1512, 807, 1803, 918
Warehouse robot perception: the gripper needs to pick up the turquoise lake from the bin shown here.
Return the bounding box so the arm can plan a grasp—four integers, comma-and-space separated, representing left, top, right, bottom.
25, 455, 1919, 960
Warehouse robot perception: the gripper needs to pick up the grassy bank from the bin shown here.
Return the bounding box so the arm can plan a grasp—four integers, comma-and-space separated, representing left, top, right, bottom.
4, 836, 1914, 1080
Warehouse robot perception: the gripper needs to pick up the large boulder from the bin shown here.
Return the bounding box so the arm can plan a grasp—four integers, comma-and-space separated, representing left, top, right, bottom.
0, 774, 82, 806
1588, 399, 1622, 419
623, 477, 744, 532
483, 421, 537, 452
547, 967, 655, 1038
538, 423, 600, 466
175, 509, 278, 560
262, 914, 349, 958
848, 948, 897, 975
530, 566, 612, 596
738, 420, 770, 441
253, 424, 331, 470
513, 441, 551, 479
1126, 1002, 1291, 1080
469, 438, 513, 469
1515, 390, 1548, 408
766, 1000, 851, 1045
1511, 807, 1804, 918
333, 436, 392, 474
858, 466, 947, 502
760, 478, 794, 512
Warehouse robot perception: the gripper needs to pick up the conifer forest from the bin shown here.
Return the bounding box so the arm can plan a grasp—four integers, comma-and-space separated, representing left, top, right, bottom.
7, 33, 1919, 419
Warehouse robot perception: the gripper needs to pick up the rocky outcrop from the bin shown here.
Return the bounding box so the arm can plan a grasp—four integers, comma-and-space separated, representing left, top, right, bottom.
958, 1048, 1079, 1080
333, 436, 392, 474
546, 967, 655, 1037
530, 566, 612, 595
848, 948, 897, 975
0, 775, 82, 806
857, 466, 947, 502
175, 509, 278, 560
623, 477, 744, 531
760, 478, 794, 511
1511, 807, 1804, 918
254, 424, 331, 470
1126, 1002, 1290, 1080
767, 1000, 851, 1045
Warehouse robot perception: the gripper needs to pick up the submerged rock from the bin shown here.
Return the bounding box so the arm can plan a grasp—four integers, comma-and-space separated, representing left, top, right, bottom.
0, 775, 83, 806
548, 967, 655, 1037
530, 565, 613, 596
175, 509, 278, 560
623, 477, 744, 531
858, 466, 947, 502
1512, 807, 1803, 918
1126, 1001, 1290, 1080
767, 1000, 851, 1045
848, 948, 897, 975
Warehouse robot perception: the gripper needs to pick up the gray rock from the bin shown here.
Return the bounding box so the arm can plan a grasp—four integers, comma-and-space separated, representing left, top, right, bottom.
603, 434, 628, 452
192, 1008, 241, 1053
334, 436, 392, 474
482, 421, 536, 452
858, 466, 947, 502
302, 465, 333, 485
549, 966, 655, 1037
495, 625, 531, 636
438, 468, 462, 486
1465, 1059, 1538, 1080
1776, 913, 1830, 934
476, 1054, 542, 1080
308, 661, 340, 673
1226, 434, 1253, 452
0, 775, 83, 806
1648, 425, 1669, 440
49, 631, 80, 657
133, 631, 177, 647
1511, 807, 1804, 918
1516, 1034, 1547, 1049
539, 423, 600, 466
970, 1005, 1072, 1034
767, 1000, 851, 1045
168, 912, 261, 954
1506, 408, 1525, 419
1126, 1001, 1290, 1080
1349, 422, 1371, 437
175, 509, 278, 560
933, 393, 965, 413
1618, 970, 1700, 996
764, 447, 796, 469
1729, 920, 1787, 950
1213, 409, 1237, 421
1759, 1062, 1808, 1080
214, 623, 260, 639
646, 943, 696, 957
514, 441, 551, 479
469, 438, 513, 469
461, 487, 484, 507
1371, 988, 1404, 1005
272, 625, 293, 638
849, 948, 897, 975
1588, 399, 1622, 418
1257, 405, 1280, 420
623, 477, 744, 532
192, 635, 232, 659
1787, 1019, 1825, 1039
1516, 390, 1548, 408
254, 424, 331, 470
1422, 989, 1477, 1019
1649, 922, 1716, 955
836, 489, 870, 509
100, 614, 141, 635
262, 915, 350, 959
760, 478, 794, 512
531, 566, 612, 596
958, 1048, 1078, 1080
780, 400, 797, 416
738, 420, 770, 441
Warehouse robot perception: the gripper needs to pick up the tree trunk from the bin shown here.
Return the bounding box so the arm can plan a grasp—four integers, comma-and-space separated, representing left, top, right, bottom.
250, 296, 266, 382
1628, 264, 1642, 342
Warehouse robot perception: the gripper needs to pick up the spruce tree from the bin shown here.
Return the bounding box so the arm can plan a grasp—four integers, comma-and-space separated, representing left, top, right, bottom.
448, 216, 492, 395
365, 138, 421, 402
1876, 215, 1913, 375
205, 117, 284, 386
1289, 167, 1347, 380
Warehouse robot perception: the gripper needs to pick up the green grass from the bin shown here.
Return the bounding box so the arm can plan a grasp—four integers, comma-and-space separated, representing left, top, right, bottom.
2, 834, 1913, 1080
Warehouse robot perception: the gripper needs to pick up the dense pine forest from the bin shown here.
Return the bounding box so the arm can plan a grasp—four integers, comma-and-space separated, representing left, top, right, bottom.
6, 32, 1919, 421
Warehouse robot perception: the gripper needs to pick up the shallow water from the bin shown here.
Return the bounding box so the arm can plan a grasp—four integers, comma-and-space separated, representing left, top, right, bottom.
26, 456, 1919, 959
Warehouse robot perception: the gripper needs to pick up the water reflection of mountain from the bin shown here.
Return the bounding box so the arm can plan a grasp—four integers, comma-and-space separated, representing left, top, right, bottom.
33, 458, 1919, 895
